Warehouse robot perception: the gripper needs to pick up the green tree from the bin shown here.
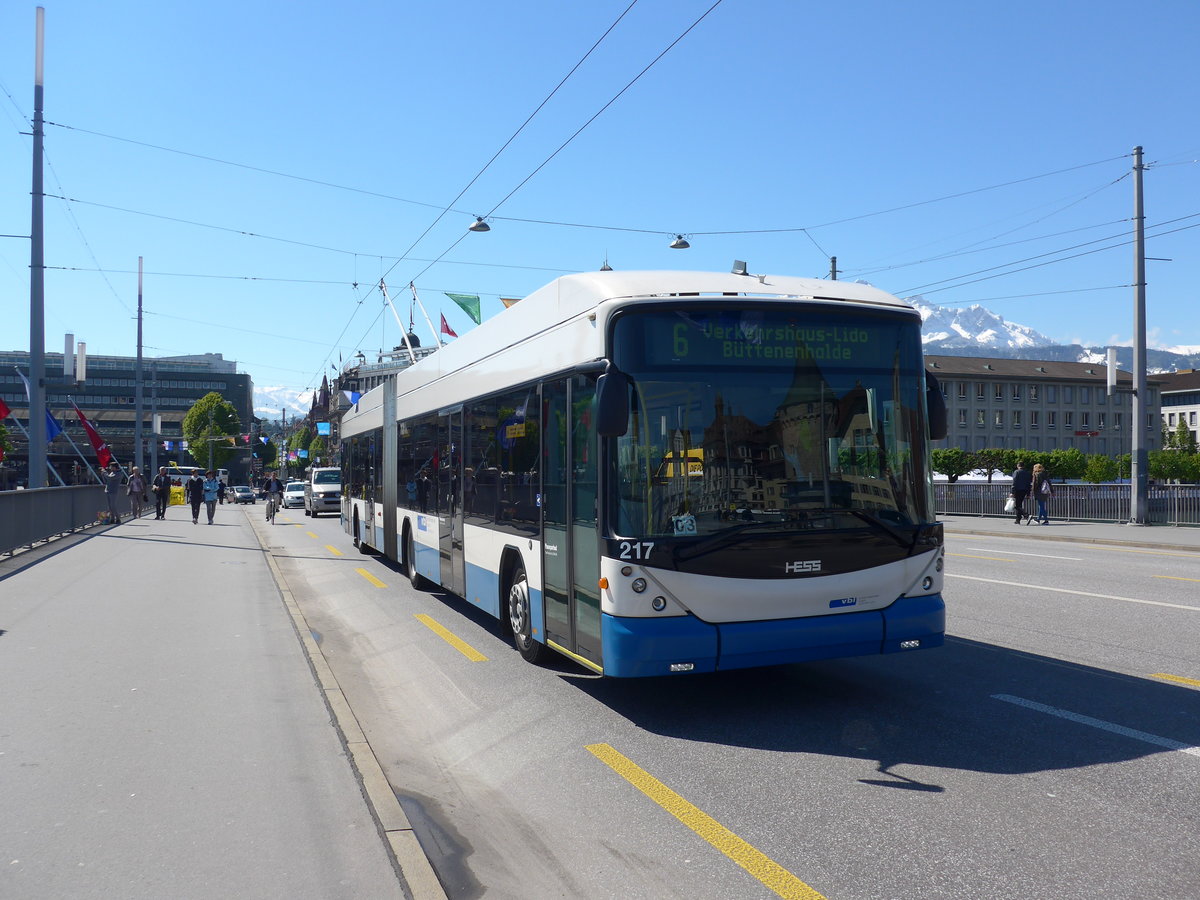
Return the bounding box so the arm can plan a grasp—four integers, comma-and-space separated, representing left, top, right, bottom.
257, 438, 278, 469
1150, 449, 1190, 482
931, 447, 974, 482
181, 392, 241, 471
1172, 417, 1197, 454
1047, 447, 1086, 480
972, 448, 1009, 483
1082, 453, 1119, 483
308, 435, 327, 466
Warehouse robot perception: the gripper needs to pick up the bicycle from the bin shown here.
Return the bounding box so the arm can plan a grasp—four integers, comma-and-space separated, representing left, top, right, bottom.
266, 492, 281, 524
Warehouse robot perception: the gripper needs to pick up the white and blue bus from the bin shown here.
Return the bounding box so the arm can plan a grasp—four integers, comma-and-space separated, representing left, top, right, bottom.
340, 270, 947, 677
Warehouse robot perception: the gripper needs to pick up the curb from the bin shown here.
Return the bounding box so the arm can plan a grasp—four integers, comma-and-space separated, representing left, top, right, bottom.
251, 513, 448, 900
940, 520, 1200, 555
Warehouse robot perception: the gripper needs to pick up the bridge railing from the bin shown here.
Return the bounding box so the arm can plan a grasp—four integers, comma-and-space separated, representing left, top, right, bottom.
0, 485, 119, 556
934, 482, 1200, 526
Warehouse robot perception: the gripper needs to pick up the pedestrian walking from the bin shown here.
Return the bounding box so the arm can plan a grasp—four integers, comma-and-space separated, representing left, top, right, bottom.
202, 470, 222, 524
1032, 463, 1054, 525
185, 468, 205, 524
151, 466, 171, 519
101, 461, 124, 525
127, 466, 147, 520
1010, 460, 1033, 524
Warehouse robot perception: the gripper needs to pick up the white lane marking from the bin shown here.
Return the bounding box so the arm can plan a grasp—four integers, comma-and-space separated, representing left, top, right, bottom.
993, 694, 1200, 759
946, 573, 1200, 612
966, 547, 1082, 560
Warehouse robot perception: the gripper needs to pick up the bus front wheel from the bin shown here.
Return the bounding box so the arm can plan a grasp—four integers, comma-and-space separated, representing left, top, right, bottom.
507, 564, 545, 664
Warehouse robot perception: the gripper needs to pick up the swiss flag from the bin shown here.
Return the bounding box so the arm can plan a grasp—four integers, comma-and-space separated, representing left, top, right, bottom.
440, 313, 458, 339
71, 401, 113, 469
0, 397, 10, 420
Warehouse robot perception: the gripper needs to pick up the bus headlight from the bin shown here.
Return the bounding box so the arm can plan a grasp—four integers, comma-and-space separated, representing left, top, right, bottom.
631, 578, 647, 593
651, 596, 667, 611
922, 576, 934, 591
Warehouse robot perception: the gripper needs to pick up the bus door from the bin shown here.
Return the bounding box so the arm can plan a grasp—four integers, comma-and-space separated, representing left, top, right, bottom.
438, 408, 465, 596
541, 375, 602, 669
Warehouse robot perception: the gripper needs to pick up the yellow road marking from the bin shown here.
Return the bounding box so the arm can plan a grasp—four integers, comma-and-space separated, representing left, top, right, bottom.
356, 568, 387, 588
415, 614, 488, 662
1152, 673, 1200, 688
948, 553, 1012, 561
1153, 575, 1200, 583
586, 743, 826, 900
326, 545, 343, 556
305, 531, 317, 539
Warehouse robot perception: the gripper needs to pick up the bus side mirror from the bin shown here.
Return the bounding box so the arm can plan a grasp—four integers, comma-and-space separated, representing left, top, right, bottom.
595, 365, 630, 437
925, 370, 947, 441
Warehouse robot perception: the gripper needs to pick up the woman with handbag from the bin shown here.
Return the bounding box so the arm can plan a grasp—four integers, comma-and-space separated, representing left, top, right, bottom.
1031, 463, 1054, 525
126, 466, 147, 520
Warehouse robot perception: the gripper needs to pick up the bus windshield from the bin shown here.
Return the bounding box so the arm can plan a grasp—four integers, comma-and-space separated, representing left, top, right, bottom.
610, 306, 934, 540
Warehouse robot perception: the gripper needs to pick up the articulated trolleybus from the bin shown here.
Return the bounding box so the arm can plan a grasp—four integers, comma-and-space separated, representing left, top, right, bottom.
340, 270, 948, 677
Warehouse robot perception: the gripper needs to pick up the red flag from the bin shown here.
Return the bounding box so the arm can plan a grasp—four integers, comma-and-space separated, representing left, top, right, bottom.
0, 397, 10, 419
71, 401, 113, 468
440, 313, 458, 339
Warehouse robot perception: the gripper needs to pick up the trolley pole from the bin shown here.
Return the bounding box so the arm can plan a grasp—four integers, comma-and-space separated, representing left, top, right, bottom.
1129, 146, 1148, 525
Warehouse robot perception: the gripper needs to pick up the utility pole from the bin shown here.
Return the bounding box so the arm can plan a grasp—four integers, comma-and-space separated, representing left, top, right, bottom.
134, 256, 144, 473
28, 8, 47, 488
829, 256, 839, 280
1129, 146, 1148, 525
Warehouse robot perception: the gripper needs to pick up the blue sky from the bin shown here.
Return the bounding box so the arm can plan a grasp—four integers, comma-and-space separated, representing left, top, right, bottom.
2, 0, 1198, 398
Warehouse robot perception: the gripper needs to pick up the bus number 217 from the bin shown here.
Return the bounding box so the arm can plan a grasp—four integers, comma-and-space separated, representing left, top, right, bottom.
618, 541, 655, 560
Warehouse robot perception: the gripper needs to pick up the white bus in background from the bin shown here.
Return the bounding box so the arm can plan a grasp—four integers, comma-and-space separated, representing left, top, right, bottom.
340, 270, 947, 678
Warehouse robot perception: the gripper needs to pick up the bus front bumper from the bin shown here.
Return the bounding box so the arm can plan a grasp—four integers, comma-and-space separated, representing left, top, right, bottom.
599, 594, 944, 678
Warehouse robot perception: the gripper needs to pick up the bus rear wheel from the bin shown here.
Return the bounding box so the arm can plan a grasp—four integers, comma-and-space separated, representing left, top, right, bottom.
507, 564, 545, 664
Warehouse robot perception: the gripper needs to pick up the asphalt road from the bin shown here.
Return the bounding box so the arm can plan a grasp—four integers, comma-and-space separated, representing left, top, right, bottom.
267, 512, 1200, 900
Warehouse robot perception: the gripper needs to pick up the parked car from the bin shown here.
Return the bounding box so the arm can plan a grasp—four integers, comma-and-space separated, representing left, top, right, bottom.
230, 485, 256, 504
304, 467, 342, 517
282, 482, 306, 509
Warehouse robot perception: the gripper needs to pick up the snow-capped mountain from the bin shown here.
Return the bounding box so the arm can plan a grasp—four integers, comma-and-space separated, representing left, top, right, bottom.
254, 385, 312, 421
911, 297, 1200, 371
909, 297, 1055, 350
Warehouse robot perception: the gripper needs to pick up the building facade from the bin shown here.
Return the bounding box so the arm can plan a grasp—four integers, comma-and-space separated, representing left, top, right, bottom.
1157, 369, 1200, 447
1, 350, 254, 486
926, 355, 1162, 456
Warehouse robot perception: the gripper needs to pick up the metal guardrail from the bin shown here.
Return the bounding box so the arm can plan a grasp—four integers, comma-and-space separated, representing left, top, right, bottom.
0, 485, 122, 555
935, 482, 1200, 526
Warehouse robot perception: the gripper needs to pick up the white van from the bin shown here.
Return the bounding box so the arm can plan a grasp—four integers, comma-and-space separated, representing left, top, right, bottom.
304, 467, 341, 517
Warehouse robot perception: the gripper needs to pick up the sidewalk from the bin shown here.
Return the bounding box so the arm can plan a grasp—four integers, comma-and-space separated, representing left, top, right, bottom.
939, 513, 1200, 553
0, 504, 412, 900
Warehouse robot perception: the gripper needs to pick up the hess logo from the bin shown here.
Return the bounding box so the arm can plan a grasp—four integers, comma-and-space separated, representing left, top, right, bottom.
785, 559, 821, 574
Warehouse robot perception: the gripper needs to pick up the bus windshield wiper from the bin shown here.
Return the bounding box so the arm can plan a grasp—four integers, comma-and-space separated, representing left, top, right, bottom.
673, 522, 792, 561
847, 510, 913, 549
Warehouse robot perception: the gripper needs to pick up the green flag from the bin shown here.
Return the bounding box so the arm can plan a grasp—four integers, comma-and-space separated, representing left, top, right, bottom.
445, 292, 481, 325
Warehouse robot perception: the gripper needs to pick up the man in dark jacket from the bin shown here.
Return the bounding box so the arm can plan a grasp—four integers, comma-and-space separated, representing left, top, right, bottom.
1011, 461, 1033, 523
185, 469, 205, 525
151, 466, 172, 519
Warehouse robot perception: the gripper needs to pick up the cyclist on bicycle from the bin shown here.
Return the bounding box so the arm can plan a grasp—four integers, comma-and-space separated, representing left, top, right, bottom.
262, 471, 285, 522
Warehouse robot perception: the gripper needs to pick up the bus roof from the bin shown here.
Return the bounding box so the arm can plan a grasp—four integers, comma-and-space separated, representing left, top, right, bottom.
341, 271, 916, 433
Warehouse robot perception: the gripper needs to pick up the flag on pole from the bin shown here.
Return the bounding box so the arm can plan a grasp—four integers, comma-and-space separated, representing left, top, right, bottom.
440, 313, 458, 339
444, 293, 481, 324
0, 397, 10, 419
70, 401, 113, 468
45, 410, 63, 442
14, 367, 64, 442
